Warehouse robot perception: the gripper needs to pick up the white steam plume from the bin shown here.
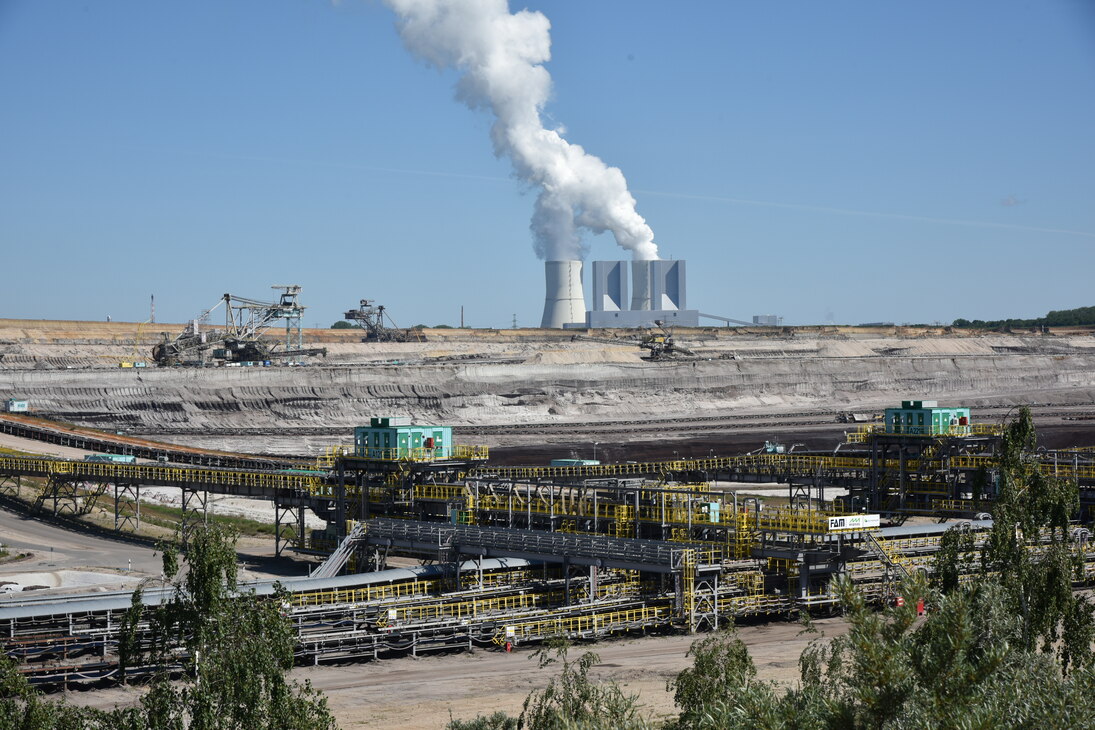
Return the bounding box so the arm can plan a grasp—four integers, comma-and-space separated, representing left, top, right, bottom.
384, 0, 658, 261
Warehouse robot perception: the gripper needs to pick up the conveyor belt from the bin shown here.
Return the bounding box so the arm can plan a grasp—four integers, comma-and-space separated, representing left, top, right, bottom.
360, 518, 716, 572
469, 452, 1095, 484
0, 454, 324, 497
0, 413, 296, 469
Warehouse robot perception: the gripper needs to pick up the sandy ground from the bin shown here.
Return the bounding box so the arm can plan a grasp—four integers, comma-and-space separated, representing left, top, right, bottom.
67, 616, 847, 728
0, 505, 166, 583
0, 431, 97, 459
138, 486, 328, 529
0, 498, 316, 602
0, 569, 141, 593
306, 619, 846, 728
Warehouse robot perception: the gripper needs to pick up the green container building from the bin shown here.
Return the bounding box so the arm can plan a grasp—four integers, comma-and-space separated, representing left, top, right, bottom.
353, 417, 452, 460
884, 400, 971, 436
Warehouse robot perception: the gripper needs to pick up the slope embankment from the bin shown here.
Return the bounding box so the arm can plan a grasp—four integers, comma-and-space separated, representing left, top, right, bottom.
2, 321, 1094, 452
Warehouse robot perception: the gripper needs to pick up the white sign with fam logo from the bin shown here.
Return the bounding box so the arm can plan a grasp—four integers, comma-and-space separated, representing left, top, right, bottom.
827, 514, 881, 531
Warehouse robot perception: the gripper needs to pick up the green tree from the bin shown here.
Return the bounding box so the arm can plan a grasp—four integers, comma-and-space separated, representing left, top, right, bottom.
668, 407, 1095, 729
0, 524, 337, 730
666, 628, 785, 729
139, 523, 336, 729
930, 522, 975, 594
446, 711, 518, 730
519, 642, 647, 729
952, 304, 1095, 329
329, 321, 354, 329
117, 583, 145, 684
669, 575, 1095, 729
980, 407, 1089, 668
446, 640, 647, 730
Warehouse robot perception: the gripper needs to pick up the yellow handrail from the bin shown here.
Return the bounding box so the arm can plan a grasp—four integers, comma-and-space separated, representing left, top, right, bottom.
352, 444, 489, 462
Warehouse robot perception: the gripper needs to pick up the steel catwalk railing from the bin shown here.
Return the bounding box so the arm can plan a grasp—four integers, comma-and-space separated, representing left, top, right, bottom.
3, 450, 1091, 507
466, 452, 1095, 485
845, 423, 1004, 442
0, 454, 323, 493
345, 445, 489, 462
0, 412, 290, 470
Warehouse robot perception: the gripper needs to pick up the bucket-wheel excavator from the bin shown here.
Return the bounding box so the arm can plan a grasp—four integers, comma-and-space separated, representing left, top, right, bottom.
152, 286, 327, 366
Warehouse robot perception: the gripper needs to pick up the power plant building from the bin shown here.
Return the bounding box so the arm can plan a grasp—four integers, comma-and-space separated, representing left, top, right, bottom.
586, 260, 699, 328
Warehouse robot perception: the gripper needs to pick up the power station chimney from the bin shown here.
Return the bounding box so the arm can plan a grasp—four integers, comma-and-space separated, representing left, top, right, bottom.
540, 260, 586, 328
630, 260, 653, 311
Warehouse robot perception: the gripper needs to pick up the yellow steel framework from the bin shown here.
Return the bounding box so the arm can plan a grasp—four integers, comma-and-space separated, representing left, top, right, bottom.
681, 549, 697, 628
292, 578, 438, 607
460, 568, 540, 590
15, 449, 1078, 511
493, 604, 674, 645
306, 445, 349, 470
845, 423, 1004, 443
0, 455, 322, 493
415, 483, 467, 501
933, 498, 982, 513
346, 445, 490, 462
610, 504, 633, 538
377, 590, 561, 627
734, 510, 757, 559
753, 507, 865, 535
466, 451, 1095, 487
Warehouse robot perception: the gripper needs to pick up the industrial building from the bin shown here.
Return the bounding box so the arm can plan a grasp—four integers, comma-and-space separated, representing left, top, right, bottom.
587, 259, 699, 328
353, 417, 452, 460
538, 258, 699, 329
885, 400, 971, 436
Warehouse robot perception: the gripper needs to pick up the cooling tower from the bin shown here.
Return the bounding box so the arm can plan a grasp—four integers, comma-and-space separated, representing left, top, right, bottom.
630, 260, 652, 311
540, 260, 586, 328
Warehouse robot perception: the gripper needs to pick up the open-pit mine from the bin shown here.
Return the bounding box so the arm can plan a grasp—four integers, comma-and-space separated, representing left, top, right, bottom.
1, 318, 1093, 713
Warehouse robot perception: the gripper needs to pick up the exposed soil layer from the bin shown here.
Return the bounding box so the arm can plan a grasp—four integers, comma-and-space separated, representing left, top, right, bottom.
4, 320, 1094, 455
487, 422, 1095, 465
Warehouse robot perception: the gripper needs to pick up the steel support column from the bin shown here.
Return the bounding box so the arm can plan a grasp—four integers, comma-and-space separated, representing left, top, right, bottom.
113, 482, 140, 532
179, 486, 209, 545
274, 501, 302, 557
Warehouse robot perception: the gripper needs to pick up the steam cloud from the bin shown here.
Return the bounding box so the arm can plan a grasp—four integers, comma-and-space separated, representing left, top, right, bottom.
384, 0, 658, 261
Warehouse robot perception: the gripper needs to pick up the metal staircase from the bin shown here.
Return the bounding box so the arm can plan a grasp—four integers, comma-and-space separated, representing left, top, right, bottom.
861, 530, 912, 583
311, 521, 367, 579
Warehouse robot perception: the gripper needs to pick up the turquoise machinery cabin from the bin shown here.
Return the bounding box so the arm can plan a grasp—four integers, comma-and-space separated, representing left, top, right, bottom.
884, 400, 971, 436
353, 417, 452, 460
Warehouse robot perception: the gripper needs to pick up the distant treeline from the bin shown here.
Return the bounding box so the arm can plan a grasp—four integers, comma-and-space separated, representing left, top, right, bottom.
953, 305, 1095, 329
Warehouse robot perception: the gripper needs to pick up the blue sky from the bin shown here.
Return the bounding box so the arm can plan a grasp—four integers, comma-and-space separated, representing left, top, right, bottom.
2, 1, 1093, 328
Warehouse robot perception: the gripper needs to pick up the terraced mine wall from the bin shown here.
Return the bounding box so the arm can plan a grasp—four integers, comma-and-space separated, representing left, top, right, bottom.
2, 320, 1095, 454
